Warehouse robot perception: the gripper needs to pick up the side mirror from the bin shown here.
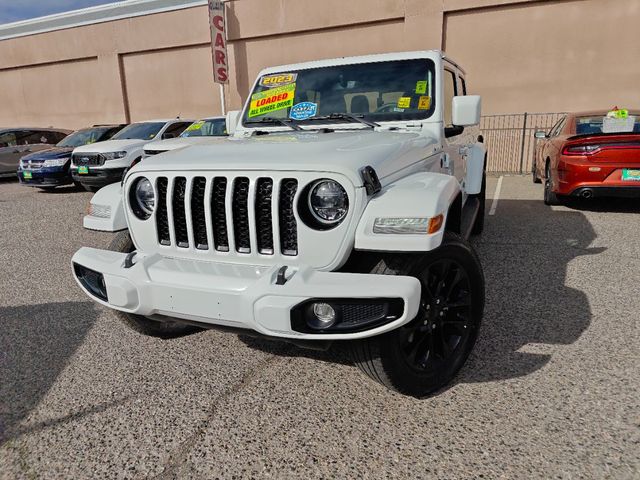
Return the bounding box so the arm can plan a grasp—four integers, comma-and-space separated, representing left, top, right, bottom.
452, 95, 481, 127
534, 131, 547, 139
162, 132, 176, 140
226, 110, 241, 135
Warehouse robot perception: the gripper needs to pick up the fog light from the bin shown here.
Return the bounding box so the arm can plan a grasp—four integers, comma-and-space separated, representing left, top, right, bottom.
309, 302, 336, 329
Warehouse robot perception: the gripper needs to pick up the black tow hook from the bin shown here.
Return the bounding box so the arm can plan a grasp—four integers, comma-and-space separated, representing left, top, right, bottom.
124, 251, 137, 269
275, 266, 288, 285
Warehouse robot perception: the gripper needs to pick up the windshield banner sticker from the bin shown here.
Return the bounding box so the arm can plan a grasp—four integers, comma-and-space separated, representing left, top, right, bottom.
185, 121, 205, 131
415, 80, 428, 95
289, 102, 317, 120
397, 97, 411, 109
259, 73, 298, 88
248, 84, 296, 118
418, 96, 431, 110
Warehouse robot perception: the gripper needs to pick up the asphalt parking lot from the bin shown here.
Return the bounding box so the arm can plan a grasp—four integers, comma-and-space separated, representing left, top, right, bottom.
0, 176, 638, 479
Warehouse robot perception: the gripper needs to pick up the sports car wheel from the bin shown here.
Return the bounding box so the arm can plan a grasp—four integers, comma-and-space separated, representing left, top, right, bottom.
350, 233, 484, 397
544, 163, 561, 206
108, 231, 202, 339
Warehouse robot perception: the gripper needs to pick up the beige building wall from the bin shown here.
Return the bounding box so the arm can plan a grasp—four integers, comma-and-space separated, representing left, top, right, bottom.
0, 0, 638, 130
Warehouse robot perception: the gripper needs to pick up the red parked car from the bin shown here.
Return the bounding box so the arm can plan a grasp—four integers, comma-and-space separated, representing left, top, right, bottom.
533, 110, 640, 205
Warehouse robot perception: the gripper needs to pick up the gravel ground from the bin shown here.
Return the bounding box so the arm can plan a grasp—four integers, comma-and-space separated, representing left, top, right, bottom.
0, 176, 638, 479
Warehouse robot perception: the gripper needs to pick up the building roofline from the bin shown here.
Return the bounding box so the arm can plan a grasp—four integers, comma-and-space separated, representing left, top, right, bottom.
0, 0, 207, 41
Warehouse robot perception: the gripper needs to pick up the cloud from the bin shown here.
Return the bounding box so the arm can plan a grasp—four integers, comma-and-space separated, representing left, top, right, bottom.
0, 0, 122, 24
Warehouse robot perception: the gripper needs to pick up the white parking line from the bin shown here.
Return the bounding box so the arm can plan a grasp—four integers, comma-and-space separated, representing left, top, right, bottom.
489, 175, 503, 216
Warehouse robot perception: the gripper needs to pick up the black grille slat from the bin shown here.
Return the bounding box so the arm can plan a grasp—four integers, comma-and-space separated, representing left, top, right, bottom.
255, 178, 274, 255
211, 177, 229, 251
156, 177, 170, 245
232, 177, 251, 253
191, 177, 208, 250
172, 177, 189, 248
72, 153, 103, 166
279, 179, 298, 256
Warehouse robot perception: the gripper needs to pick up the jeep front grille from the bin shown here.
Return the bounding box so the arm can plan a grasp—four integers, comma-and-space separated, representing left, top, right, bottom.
155, 175, 299, 257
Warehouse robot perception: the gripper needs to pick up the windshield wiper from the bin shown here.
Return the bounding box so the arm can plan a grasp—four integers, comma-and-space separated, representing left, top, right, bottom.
311, 113, 379, 129
246, 117, 302, 131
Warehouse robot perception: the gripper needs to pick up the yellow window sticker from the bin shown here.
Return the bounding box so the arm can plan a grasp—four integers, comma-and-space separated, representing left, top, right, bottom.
418, 96, 431, 110
607, 108, 629, 119
248, 84, 296, 118
259, 73, 298, 88
185, 121, 205, 132
397, 97, 411, 109
415, 80, 428, 95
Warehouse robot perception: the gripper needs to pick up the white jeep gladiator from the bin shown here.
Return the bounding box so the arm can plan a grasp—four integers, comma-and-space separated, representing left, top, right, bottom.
72, 51, 487, 397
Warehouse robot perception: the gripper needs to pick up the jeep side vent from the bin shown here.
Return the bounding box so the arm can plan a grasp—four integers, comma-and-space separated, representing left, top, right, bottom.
172, 177, 189, 248
191, 177, 208, 250
232, 177, 251, 253
279, 179, 298, 256
255, 178, 274, 255
156, 177, 170, 245
211, 177, 229, 252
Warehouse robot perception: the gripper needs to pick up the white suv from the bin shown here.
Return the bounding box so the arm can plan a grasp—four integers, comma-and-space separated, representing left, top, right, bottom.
73, 51, 487, 397
71, 119, 192, 191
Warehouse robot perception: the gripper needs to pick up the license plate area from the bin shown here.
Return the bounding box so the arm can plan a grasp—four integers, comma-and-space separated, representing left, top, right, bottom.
23, 171, 32, 179
622, 169, 640, 181
78, 166, 89, 174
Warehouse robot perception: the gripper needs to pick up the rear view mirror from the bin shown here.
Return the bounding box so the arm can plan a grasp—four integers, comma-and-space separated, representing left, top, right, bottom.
226, 110, 241, 135
452, 95, 481, 127
534, 131, 547, 139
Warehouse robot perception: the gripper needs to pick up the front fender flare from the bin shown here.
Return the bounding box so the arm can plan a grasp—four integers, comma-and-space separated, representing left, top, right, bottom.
355, 172, 461, 252
82, 182, 127, 232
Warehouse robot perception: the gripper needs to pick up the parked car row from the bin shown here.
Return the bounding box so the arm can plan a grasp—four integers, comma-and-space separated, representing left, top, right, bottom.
533, 109, 640, 205
9, 116, 228, 192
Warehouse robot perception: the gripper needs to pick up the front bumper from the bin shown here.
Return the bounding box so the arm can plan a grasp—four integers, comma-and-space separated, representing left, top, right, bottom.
18, 168, 71, 187
71, 248, 421, 340
71, 167, 126, 187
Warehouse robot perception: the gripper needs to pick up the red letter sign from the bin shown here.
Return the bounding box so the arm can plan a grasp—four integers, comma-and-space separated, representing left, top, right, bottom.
208, 0, 228, 84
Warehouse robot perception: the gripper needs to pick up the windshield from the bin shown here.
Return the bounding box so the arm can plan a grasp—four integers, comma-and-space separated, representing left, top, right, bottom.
576, 115, 640, 135
56, 127, 113, 147
242, 59, 436, 127
112, 122, 165, 140
180, 119, 227, 137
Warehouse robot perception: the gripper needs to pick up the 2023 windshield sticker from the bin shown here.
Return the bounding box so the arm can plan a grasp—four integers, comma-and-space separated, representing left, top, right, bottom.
248, 84, 296, 118
259, 73, 298, 88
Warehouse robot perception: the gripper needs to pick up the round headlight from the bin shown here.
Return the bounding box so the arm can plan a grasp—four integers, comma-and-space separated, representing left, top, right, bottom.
131, 177, 155, 219
308, 180, 349, 225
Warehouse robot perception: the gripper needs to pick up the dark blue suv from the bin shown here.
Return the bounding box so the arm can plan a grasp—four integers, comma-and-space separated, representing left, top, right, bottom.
18, 125, 126, 190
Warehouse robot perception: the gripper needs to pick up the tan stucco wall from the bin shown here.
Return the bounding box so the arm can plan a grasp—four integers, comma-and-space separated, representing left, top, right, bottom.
0, 0, 637, 130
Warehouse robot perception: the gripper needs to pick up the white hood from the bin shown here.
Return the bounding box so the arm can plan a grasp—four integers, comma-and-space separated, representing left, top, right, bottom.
144, 136, 226, 152
134, 129, 439, 187
73, 138, 150, 154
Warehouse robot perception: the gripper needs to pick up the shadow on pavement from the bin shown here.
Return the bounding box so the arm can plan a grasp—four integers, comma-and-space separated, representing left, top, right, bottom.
0, 301, 98, 444
459, 199, 602, 384
562, 196, 640, 213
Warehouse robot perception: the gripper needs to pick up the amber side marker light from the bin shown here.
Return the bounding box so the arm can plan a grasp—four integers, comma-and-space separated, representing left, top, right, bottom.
428, 214, 444, 234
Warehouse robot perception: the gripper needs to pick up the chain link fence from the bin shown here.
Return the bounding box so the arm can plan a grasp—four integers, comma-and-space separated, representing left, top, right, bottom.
480, 112, 566, 174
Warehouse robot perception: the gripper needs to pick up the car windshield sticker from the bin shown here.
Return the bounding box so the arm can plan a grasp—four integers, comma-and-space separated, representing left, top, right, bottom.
289, 102, 317, 120
607, 107, 629, 119
603, 115, 636, 133
397, 97, 411, 109
415, 80, 428, 95
248, 83, 296, 118
418, 96, 431, 110
259, 73, 297, 88
185, 121, 205, 132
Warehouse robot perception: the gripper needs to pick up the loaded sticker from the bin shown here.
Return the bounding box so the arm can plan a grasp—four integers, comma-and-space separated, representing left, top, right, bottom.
415, 80, 428, 95
248, 84, 296, 118
418, 96, 431, 110
397, 97, 411, 109
289, 102, 317, 120
259, 73, 298, 88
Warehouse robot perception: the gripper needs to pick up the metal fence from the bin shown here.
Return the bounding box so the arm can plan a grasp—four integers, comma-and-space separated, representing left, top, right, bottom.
480, 112, 566, 174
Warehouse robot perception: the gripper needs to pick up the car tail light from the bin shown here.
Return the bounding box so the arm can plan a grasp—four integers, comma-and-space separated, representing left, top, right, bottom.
562, 145, 601, 156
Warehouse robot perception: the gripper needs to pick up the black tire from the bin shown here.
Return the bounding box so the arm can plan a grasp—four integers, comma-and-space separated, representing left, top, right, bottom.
73, 181, 84, 190
470, 171, 486, 235
108, 231, 202, 339
83, 184, 100, 193
349, 232, 484, 397
543, 162, 561, 206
